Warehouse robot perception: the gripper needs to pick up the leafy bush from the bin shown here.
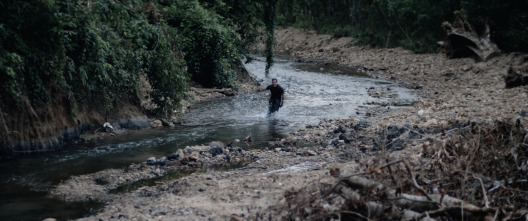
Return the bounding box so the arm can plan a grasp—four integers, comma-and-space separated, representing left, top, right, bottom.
0, 1, 65, 104
199, 0, 265, 57
166, 0, 239, 89
1, 0, 276, 123
0, 0, 189, 116
58, 0, 189, 114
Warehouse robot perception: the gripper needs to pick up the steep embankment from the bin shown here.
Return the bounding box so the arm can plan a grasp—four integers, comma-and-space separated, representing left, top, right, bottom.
1, 0, 267, 158
0, 68, 260, 158
0, 94, 150, 156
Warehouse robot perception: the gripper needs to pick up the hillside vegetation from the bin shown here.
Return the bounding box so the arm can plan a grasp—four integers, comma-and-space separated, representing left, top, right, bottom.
1, 0, 527, 155
276, 0, 528, 53
0, 0, 274, 155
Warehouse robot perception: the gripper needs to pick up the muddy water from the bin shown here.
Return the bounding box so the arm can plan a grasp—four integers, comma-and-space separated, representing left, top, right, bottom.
0, 57, 417, 220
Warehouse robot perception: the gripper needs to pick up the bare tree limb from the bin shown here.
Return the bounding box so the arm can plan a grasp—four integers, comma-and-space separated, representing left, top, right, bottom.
402, 160, 434, 202
380, 160, 404, 169
474, 175, 490, 208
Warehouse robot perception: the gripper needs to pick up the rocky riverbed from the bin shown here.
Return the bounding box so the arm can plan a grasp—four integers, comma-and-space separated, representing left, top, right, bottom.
49, 27, 528, 220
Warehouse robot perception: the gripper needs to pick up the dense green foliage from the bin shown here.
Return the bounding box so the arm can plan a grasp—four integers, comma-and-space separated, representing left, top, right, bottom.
0, 0, 65, 104
277, 0, 528, 53
166, 0, 238, 88
199, 0, 265, 60
192, 0, 278, 76
0, 0, 274, 118
0, 0, 189, 116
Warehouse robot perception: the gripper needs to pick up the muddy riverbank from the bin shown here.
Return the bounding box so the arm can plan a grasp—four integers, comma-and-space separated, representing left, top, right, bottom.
50, 27, 528, 220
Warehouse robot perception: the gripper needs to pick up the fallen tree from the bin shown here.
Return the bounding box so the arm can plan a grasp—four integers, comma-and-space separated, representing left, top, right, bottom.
439, 11, 500, 62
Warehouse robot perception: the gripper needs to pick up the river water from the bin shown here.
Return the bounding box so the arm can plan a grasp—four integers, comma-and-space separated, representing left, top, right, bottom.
0, 57, 417, 220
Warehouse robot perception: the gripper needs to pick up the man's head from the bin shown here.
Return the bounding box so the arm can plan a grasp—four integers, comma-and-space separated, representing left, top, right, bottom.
272, 78, 278, 87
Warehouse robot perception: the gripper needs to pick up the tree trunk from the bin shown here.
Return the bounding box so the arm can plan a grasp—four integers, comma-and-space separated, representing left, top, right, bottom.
439, 11, 500, 62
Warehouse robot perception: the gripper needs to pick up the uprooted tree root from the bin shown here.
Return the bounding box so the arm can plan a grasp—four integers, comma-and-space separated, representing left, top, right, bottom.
276, 120, 528, 220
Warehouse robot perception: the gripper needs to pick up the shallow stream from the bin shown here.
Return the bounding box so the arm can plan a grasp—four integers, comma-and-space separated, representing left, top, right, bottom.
0, 57, 417, 220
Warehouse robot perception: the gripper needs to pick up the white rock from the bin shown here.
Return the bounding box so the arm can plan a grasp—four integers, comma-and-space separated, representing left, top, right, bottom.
424, 119, 437, 127
103, 122, 115, 132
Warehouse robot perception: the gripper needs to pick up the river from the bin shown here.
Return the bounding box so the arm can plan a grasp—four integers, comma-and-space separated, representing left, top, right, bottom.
0, 57, 417, 220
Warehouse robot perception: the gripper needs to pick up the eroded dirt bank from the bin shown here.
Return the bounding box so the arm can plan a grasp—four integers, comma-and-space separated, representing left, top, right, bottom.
50, 27, 528, 220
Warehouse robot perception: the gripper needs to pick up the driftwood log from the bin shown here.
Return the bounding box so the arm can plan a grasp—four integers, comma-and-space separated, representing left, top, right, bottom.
439, 11, 500, 61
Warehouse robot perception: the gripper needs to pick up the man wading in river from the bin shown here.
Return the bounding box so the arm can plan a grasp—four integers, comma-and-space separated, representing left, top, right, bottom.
261, 78, 285, 114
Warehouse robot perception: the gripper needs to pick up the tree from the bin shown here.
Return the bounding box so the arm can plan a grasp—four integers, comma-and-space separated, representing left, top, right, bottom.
275, 0, 528, 53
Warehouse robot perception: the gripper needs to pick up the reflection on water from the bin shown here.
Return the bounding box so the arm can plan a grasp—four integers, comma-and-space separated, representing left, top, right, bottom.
0, 183, 104, 220
0, 57, 417, 220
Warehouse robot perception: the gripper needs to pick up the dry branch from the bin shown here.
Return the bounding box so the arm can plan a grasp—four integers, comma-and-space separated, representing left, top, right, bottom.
475, 175, 490, 208
336, 174, 525, 220
280, 120, 527, 220
402, 160, 434, 202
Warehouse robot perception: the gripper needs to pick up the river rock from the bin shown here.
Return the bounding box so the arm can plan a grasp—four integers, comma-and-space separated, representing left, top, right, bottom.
209, 147, 223, 157
303, 150, 317, 156
209, 141, 225, 148
180, 151, 202, 167
118, 116, 150, 130
103, 122, 115, 133
161, 119, 171, 127
149, 119, 163, 128
424, 119, 437, 127
167, 149, 185, 160
146, 157, 157, 165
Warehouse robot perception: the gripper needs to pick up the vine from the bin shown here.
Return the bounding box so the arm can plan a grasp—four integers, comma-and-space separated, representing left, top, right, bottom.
264, 0, 278, 75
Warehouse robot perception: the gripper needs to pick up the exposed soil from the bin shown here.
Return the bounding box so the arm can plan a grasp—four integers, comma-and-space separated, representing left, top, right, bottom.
0, 62, 260, 156
0, 90, 150, 157
49, 27, 528, 220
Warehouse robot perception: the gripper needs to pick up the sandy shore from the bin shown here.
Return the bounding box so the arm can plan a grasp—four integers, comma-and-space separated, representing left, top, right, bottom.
49, 27, 528, 221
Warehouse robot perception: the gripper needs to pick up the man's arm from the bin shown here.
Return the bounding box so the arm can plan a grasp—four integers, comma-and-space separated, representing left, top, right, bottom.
280, 92, 285, 106
259, 85, 270, 92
